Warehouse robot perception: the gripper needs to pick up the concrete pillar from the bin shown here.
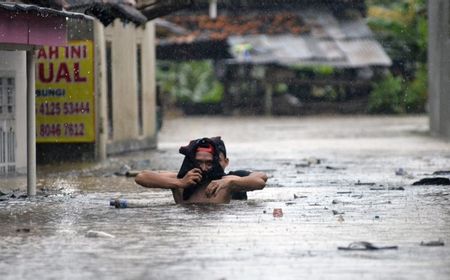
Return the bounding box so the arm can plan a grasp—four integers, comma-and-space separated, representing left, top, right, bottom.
26, 50, 36, 196
428, 0, 450, 139
94, 20, 107, 161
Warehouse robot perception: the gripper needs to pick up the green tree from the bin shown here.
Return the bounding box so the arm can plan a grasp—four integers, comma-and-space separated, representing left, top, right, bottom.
366, 0, 427, 113
368, 73, 404, 114
157, 60, 223, 104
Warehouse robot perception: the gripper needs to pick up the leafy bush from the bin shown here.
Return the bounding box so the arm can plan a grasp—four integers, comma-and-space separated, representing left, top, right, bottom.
403, 64, 427, 112
368, 67, 428, 114
367, 0, 428, 114
157, 60, 224, 104
368, 73, 404, 113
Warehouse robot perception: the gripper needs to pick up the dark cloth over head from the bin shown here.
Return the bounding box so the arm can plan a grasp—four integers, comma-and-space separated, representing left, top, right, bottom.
177, 137, 226, 200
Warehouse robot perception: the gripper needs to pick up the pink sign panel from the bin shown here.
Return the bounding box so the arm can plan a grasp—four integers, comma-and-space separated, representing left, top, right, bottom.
0, 10, 67, 46
0, 11, 29, 44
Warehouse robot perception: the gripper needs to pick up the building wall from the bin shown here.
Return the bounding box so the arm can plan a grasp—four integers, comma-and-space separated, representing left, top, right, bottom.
36, 18, 158, 161
429, 0, 450, 138
0, 51, 27, 173
104, 20, 157, 154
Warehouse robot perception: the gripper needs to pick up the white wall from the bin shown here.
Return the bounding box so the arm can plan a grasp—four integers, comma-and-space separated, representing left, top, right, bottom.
0, 51, 27, 173
104, 20, 157, 154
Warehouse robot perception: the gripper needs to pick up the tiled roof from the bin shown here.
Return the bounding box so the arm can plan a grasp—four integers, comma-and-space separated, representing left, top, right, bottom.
159, 11, 310, 44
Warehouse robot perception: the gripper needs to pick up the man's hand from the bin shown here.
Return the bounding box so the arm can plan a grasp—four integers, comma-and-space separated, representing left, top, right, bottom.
179, 168, 202, 188
205, 177, 232, 198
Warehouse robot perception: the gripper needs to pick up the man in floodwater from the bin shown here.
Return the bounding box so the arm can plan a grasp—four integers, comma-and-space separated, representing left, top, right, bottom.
135, 137, 268, 204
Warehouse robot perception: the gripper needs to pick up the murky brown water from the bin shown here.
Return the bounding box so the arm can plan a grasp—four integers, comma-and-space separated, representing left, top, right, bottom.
1, 116, 450, 279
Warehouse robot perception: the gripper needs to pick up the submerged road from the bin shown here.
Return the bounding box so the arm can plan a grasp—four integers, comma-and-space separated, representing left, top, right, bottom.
1, 115, 450, 279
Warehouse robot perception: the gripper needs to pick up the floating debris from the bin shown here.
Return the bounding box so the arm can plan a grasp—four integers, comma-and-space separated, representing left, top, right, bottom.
373, 201, 392, 205
432, 171, 450, 175
337, 215, 345, 222
114, 164, 131, 176
125, 170, 140, 177
388, 186, 405, 191
110, 199, 154, 208
412, 177, 450, 185
338, 241, 398, 251
395, 168, 407, 176
420, 239, 445, 247
337, 191, 352, 194
355, 180, 376, 186
369, 187, 386, 191
293, 194, 307, 199
326, 166, 346, 170
305, 157, 321, 165
332, 199, 351, 204
85, 230, 115, 238
16, 228, 31, 233
273, 208, 283, 217
0, 191, 28, 201
332, 210, 344, 215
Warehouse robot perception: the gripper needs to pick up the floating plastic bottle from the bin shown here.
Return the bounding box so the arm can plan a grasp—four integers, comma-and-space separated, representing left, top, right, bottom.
109, 198, 153, 208
85, 230, 115, 238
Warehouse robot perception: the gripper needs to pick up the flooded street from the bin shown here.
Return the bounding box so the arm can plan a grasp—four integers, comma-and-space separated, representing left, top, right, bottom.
1, 115, 450, 279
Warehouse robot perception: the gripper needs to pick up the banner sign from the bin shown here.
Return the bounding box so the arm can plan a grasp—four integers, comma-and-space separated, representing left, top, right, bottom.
35, 40, 95, 143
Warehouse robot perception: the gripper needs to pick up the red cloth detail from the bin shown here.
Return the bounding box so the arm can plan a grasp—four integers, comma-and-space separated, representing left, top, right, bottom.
196, 144, 214, 154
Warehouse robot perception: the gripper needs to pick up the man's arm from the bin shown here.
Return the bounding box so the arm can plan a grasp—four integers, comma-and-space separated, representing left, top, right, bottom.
205, 172, 268, 198
135, 168, 202, 189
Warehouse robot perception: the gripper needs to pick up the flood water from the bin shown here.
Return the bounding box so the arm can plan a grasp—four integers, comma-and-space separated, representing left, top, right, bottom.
1, 116, 450, 279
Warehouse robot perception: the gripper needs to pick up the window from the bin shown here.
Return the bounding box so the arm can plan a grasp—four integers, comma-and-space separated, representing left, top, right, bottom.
106, 41, 114, 140
136, 43, 144, 136
0, 77, 15, 116
0, 79, 3, 115
0, 76, 15, 174
7, 78, 14, 114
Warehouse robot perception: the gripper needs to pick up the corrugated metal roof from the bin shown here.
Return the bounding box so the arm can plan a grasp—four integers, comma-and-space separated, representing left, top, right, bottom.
139, 0, 194, 20
154, 18, 189, 35
225, 9, 391, 68
0, 3, 92, 20
64, 0, 147, 25
335, 39, 392, 67
228, 35, 391, 67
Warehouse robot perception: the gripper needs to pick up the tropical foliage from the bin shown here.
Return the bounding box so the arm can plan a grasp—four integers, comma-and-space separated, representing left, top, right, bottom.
157, 60, 224, 104
367, 0, 428, 113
